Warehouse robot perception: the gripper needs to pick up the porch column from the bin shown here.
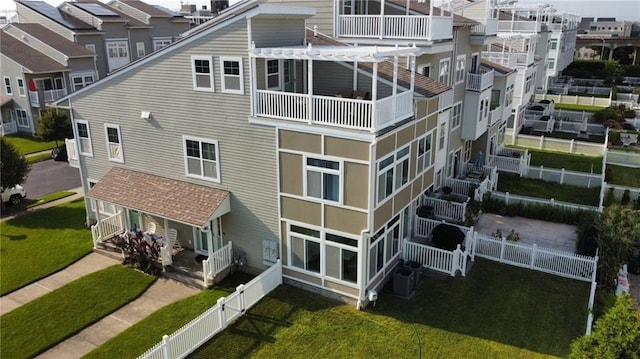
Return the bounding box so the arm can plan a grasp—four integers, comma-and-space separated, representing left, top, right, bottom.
250, 43, 258, 117
206, 226, 214, 259
163, 218, 169, 240
392, 55, 398, 121
379, 0, 385, 39
409, 54, 416, 93
352, 61, 358, 91
95, 200, 103, 240
371, 62, 378, 132
307, 59, 314, 124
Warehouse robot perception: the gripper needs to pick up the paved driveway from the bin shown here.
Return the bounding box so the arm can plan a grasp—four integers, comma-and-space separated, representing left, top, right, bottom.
23, 159, 82, 199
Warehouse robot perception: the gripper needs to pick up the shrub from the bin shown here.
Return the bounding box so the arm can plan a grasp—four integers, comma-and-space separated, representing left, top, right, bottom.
603, 187, 616, 207
113, 234, 162, 275
569, 294, 640, 359
482, 195, 591, 225
576, 211, 600, 256
621, 190, 631, 206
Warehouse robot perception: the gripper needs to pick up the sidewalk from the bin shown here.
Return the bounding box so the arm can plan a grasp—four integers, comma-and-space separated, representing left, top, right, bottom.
1, 186, 84, 222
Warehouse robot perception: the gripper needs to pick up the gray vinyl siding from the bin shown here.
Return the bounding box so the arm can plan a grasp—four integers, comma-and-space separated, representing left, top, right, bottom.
76, 34, 108, 79
15, 3, 77, 41
1, 56, 34, 133
265, 0, 335, 36
149, 18, 191, 38
251, 18, 306, 48
71, 19, 279, 271
459, 1, 488, 22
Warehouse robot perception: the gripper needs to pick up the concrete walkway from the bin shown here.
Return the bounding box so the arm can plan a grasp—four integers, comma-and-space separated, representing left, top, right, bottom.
1, 186, 85, 222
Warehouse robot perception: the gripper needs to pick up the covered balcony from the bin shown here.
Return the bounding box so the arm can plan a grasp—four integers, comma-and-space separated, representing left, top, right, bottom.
249, 43, 419, 133
497, 20, 541, 33
335, 0, 453, 42
466, 69, 494, 92
28, 88, 67, 108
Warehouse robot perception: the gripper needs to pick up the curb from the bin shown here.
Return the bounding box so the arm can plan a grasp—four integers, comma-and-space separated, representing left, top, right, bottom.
1, 186, 84, 222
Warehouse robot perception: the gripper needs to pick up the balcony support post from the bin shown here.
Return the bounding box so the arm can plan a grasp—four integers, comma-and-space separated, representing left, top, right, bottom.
392, 54, 398, 122
352, 61, 358, 92
371, 62, 378, 132
250, 50, 257, 118
379, 0, 385, 39
409, 54, 415, 93
307, 59, 314, 124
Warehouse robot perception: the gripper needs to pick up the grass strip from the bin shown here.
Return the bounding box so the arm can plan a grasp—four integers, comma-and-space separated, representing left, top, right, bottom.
523, 148, 603, 174
0, 265, 155, 359
27, 153, 52, 164
191, 260, 588, 358
84, 272, 254, 359
0, 200, 93, 295
3, 134, 57, 155
497, 175, 600, 206
26, 191, 76, 208
606, 164, 640, 188
554, 103, 607, 113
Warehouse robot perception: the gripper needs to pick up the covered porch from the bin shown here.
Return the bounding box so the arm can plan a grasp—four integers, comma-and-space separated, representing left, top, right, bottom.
1, 96, 18, 135
87, 167, 233, 286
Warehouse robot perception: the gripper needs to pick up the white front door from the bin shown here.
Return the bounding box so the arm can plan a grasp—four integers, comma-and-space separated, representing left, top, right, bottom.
106, 40, 130, 72
194, 218, 223, 255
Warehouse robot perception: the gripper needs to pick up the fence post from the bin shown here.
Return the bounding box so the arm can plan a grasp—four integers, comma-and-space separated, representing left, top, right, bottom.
452, 245, 460, 276
586, 280, 597, 335
162, 335, 171, 359
560, 168, 565, 185
236, 284, 246, 313
472, 231, 478, 260
539, 135, 544, 149
550, 198, 555, 206
202, 260, 209, 287
570, 139, 575, 154
499, 237, 505, 263
505, 192, 510, 205
539, 165, 543, 179
217, 297, 227, 329
530, 244, 537, 269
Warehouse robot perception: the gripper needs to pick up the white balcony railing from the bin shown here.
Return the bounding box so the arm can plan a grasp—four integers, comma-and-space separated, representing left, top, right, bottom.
337, 15, 453, 41
466, 69, 494, 92
488, 105, 502, 127
471, 18, 498, 36
28, 89, 67, 107
0, 121, 18, 135
255, 90, 413, 132
497, 20, 541, 33
481, 51, 535, 68
65, 138, 79, 168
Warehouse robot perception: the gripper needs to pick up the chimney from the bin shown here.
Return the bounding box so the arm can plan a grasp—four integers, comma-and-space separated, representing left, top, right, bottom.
211, 0, 229, 14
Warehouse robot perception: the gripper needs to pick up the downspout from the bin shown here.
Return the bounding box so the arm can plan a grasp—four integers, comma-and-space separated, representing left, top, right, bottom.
67, 98, 90, 225
357, 141, 377, 310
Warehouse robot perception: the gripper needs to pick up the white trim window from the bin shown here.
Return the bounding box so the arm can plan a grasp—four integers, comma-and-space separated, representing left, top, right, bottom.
369, 214, 402, 280
377, 146, 410, 204
455, 55, 466, 84
463, 140, 472, 163
4, 77, 12, 95
289, 225, 321, 274
438, 58, 450, 85
266, 59, 280, 90
136, 42, 145, 58
220, 56, 243, 94
451, 101, 462, 129
305, 157, 341, 203
416, 132, 433, 174
191, 55, 214, 92
439, 121, 447, 150
417, 63, 431, 78
16, 109, 28, 127
549, 39, 558, 50
325, 232, 358, 284
505, 84, 514, 106
104, 124, 123, 163
16, 78, 25, 96
85, 44, 96, 53
183, 136, 220, 182
76, 120, 93, 156
72, 73, 95, 91
153, 37, 172, 51
88, 180, 116, 214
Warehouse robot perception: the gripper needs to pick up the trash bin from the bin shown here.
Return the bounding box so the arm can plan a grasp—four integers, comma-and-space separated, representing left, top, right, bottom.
403, 260, 423, 288
393, 267, 415, 298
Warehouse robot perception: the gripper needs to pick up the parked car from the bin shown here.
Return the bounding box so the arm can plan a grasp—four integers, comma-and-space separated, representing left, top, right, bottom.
51, 145, 68, 161
1, 185, 27, 205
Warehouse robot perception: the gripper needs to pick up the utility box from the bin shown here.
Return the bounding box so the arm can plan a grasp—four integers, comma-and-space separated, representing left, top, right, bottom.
393, 268, 415, 298
403, 260, 423, 288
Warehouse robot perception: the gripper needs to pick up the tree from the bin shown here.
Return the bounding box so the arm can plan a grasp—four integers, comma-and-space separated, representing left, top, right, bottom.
0, 137, 30, 188
36, 108, 72, 147
569, 294, 640, 359
595, 205, 640, 289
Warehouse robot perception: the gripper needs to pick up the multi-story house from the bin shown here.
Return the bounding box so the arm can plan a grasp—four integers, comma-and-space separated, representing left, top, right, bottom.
14, 0, 190, 78
55, 0, 530, 307
1, 23, 96, 135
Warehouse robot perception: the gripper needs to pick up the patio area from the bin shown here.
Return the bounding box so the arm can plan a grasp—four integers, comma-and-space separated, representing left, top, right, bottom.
474, 213, 578, 253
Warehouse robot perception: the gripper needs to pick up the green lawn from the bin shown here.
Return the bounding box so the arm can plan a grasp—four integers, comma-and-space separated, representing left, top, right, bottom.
3, 134, 57, 155
190, 260, 589, 358
554, 103, 606, 113
84, 272, 254, 359
607, 164, 640, 188
26, 152, 52, 163
523, 148, 603, 174
497, 175, 600, 206
0, 266, 155, 359
0, 200, 93, 295
25, 191, 76, 209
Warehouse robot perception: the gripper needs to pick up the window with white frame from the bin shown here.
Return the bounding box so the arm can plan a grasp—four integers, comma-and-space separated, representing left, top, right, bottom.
325, 232, 358, 283
505, 84, 514, 106
417, 63, 431, 78
416, 132, 433, 174
72, 74, 95, 91
76, 120, 93, 156
85, 44, 96, 53
369, 214, 402, 280
290, 225, 321, 274
105, 124, 123, 163
447, 151, 456, 177
16, 78, 25, 96
438, 58, 450, 85
377, 146, 410, 204
220, 57, 243, 94
191, 56, 214, 91
88, 180, 116, 214
183, 136, 220, 182
451, 102, 462, 129
16, 109, 28, 127
436, 169, 443, 189
548, 59, 555, 69
266, 59, 280, 90
305, 157, 340, 202
463, 140, 472, 162
439, 122, 447, 150
153, 37, 172, 51
136, 42, 145, 58
4, 77, 12, 95
550, 39, 558, 50
455, 55, 466, 84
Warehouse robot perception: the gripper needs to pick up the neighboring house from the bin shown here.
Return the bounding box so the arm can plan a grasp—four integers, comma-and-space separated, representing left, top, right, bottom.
0, 24, 95, 135
14, 0, 190, 78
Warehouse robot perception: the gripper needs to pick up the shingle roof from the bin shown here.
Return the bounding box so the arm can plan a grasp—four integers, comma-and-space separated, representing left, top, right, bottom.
10, 23, 95, 58
387, 0, 479, 26
481, 59, 514, 75
87, 167, 230, 228
66, 0, 148, 27
0, 31, 67, 73
306, 29, 450, 98
115, 0, 174, 17
17, 1, 96, 31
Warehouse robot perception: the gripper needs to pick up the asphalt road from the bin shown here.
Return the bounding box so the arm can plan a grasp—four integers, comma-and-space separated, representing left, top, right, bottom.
23, 159, 82, 199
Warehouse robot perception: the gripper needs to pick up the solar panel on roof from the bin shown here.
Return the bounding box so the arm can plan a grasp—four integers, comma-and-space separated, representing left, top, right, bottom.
75, 3, 119, 17
23, 1, 86, 29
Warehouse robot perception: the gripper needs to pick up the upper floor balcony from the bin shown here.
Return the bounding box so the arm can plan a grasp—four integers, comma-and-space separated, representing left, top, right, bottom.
29, 88, 67, 108
497, 20, 541, 33
466, 69, 494, 92
481, 51, 535, 69
249, 43, 419, 133
471, 17, 498, 37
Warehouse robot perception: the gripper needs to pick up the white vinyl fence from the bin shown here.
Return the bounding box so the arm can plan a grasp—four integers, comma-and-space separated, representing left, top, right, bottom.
603, 183, 640, 202
0, 121, 18, 135
138, 260, 283, 359
606, 150, 640, 168
506, 131, 606, 156
91, 211, 125, 248
524, 166, 603, 188
203, 241, 234, 287
472, 234, 598, 282
490, 191, 599, 212
536, 93, 611, 107
421, 195, 468, 222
